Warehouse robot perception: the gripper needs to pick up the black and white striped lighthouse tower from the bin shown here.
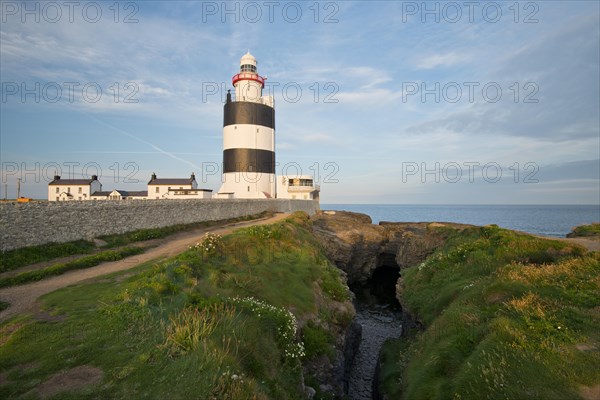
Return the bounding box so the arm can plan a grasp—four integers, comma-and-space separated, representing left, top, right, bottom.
217, 52, 276, 198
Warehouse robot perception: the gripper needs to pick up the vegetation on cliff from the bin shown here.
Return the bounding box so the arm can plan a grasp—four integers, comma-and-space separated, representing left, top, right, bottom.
381, 225, 600, 399
0, 212, 353, 399
567, 223, 600, 238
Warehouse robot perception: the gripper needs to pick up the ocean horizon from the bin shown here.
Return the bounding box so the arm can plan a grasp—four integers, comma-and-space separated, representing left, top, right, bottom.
321, 204, 600, 238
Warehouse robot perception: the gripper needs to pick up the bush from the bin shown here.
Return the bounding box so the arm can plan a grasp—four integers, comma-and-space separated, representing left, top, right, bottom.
163, 303, 239, 357
302, 321, 335, 360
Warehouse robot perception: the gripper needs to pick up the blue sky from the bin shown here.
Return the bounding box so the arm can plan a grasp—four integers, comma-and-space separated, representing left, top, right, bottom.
1, 0, 599, 204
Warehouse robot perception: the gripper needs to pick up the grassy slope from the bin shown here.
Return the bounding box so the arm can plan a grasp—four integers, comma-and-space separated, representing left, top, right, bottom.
0, 212, 353, 399
0, 212, 272, 273
381, 225, 600, 400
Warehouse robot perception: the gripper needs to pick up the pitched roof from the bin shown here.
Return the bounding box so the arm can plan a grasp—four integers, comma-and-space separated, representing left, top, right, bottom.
91, 191, 111, 197
49, 179, 96, 185
123, 191, 148, 197
93, 190, 148, 197
169, 188, 213, 193
148, 178, 193, 185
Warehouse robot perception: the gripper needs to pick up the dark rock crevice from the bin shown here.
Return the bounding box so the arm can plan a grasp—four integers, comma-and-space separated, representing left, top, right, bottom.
312, 211, 471, 399
313, 211, 459, 287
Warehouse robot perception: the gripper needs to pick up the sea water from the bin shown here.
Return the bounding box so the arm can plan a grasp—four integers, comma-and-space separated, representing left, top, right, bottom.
322, 204, 600, 237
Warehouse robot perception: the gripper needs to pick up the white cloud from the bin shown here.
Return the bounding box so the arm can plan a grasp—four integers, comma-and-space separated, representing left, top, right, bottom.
415, 52, 463, 70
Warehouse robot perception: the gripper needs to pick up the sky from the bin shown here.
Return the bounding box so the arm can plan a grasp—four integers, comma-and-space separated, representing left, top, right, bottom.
1, 0, 599, 204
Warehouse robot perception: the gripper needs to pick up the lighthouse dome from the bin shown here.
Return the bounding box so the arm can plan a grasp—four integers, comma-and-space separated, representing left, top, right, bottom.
240, 51, 257, 66
240, 51, 257, 73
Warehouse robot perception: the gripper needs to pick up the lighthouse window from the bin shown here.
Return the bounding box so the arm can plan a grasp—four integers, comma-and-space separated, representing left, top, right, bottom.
240, 64, 256, 73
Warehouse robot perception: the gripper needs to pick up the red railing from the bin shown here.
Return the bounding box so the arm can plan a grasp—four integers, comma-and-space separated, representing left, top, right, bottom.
232, 73, 265, 88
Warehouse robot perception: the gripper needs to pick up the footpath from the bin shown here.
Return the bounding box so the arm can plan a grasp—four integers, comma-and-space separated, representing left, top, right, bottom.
0, 213, 289, 322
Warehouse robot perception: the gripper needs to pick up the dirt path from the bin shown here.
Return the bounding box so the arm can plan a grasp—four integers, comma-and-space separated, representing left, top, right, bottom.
561, 237, 600, 252
0, 213, 289, 322
535, 236, 600, 252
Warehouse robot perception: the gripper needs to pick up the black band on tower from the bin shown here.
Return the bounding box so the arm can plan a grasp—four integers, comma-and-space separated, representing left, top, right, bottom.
224, 101, 275, 129
223, 148, 275, 174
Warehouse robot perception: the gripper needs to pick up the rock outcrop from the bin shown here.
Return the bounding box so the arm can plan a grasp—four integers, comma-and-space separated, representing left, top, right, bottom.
312, 211, 469, 286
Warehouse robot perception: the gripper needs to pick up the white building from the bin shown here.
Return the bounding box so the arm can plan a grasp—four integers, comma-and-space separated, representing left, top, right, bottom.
277, 175, 320, 200
147, 173, 212, 199
216, 52, 276, 199
48, 175, 102, 201
90, 190, 148, 201
48, 172, 212, 201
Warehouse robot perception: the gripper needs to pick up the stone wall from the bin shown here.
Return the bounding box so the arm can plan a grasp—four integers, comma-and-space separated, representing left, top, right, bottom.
0, 199, 319, 251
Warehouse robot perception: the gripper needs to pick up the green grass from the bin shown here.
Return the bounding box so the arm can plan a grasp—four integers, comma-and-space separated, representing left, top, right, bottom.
380, 224, 600, 400
567, 223, 600, 238
302, 321, 336, 360
0, 240, 96, 273
97, 212, 273, 247
0, 246, 145, 288
0, 212, 272, 273
0, 212, 353, 399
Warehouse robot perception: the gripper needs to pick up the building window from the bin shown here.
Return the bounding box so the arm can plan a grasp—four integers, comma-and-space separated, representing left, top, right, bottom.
67, 187, 70, 193
78, 187, 82, 194
56, 197, 59, 201
247, 186, 250, 192
155, 187, 159, 193
55, 187, 59, 193
78, 196, 82, 200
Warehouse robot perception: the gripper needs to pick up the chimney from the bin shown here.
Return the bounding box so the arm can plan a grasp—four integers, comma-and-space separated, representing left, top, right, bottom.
151, 173, 157, 181
53, 175, 60, 181
191, 172, 196, 181
91, 175, 98, 181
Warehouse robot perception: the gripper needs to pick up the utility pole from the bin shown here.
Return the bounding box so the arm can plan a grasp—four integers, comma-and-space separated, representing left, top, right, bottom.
17, 178, 21, 199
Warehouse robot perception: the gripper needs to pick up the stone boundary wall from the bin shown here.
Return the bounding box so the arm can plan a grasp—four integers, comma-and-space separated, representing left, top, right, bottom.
0, 199, 319, 251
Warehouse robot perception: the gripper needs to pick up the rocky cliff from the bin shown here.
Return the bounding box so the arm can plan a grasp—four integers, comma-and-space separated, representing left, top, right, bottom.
312, 210, 471, 286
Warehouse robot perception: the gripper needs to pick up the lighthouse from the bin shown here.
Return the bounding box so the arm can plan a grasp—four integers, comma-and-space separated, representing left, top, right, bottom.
217, 52, 276, 199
